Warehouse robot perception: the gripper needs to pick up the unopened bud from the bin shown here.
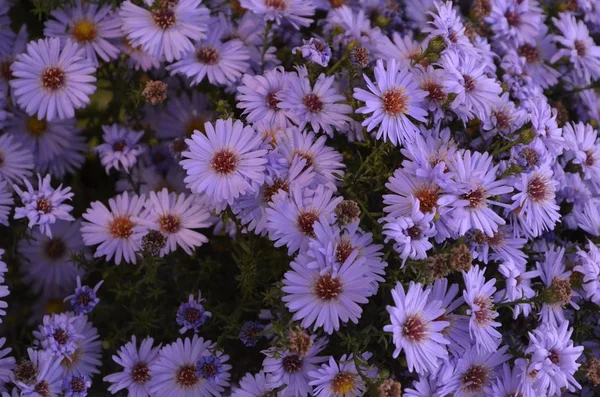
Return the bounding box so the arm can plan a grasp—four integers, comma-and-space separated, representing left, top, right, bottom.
350, 47, 370, 68
449, 243, 472, 272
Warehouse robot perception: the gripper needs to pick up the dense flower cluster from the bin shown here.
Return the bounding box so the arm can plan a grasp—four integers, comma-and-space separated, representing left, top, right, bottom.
1, 0, 600, 395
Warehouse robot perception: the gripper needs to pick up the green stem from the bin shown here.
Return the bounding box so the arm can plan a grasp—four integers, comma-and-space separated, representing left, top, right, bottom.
260, 21, 273, 71
326, 52, 350, 76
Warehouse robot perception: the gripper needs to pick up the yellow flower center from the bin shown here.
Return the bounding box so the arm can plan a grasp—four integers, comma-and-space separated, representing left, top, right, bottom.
72, 20, 97, 43
27, 117, 47, 136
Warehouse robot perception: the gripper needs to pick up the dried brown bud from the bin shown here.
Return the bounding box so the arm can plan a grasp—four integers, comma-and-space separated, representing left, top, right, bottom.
141, 230, 167, 256
378, 379, 402, 397
449, 243, 472, 272
350, 47, 370, 68
426, 253, 451, 280
586, 357, 600, 386
471, 0, 491, 19
552, 101, 569, 127
14, 360, 39, 386
549, 277, 572, 305
335, 200, 361, 226
287, 329, 313, 356
142, 80, 168, 105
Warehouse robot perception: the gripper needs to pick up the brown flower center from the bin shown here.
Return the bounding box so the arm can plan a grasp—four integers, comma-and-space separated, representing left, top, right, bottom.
549, 349, 560, 365
302, 93, 324, 113
159, 214, 180, 234
53, 329, 69, 344
265, 0, 287, 11
574, 40, 587, 57
461, 365, 490, 393
26, 117, 48, 136
184, 308, 201, 324
197, 46, 220, 65
211, 149, 238, 174
382, 88, 408, 115
461, 188, 486, 209
42, 67, 65, 90
336, 238, 354, 263
585, 150, 597, 166
407, 225, 422, 239
112, 140, 127, 152
72, 20, 97, 43
34, 381, 50, 397
71, 377, 86, 392
14, 361, 39, 385
314, 274, 342, 300
110, 217, 134, 239
493, 110, 512, 130
473, 296, 494, 325
518, 44, 540, 64
153, 9, 176, 30
76, 292, 91, 307
45, 238, 66, 259
263, 179, 289, 202
297, 211, 318, 236
132, 363, 151, 384
331, 372, 356, 394
527, 174, 550, 202
403, 315, 428, 342
505, 11, 520, 26
37, 198, 52, 213
282, 354, 302, 373
185, 117, 208, 137
463, 75, 476, 93
423, 81, 446, 103
176, 364, 199, 388
266, 91, 280, 110
521, 148, 538, 167
413, 185, 439, 213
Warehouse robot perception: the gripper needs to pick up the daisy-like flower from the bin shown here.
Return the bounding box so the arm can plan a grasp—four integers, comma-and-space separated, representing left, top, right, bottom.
63, 276, 103, 315
441, 50, 502, 122
463, 265, 502, 354
481, 93, 527, 137
537, 246, 578, 328
120, 38, 160, 71
240, 0, 316, 29
176, 291, 212, 334
576, 198, 600, 236
354, 58, 428, 146
574, 241, 600, 304
43, 0, 121, 66
231, 371, 273, 397
562, 122, 600, 184
94, 124, 144, 174
308, 355, 366, 397
510, 163, 560, 238
13, 174, 74, 238
153, 91, 213, 143
424, 1, 474, 55
181, 118, 268, 208
61, 374, 90, 397
167, 22, 250, 86
0, 180, 13, 226
143, 188, 211, 256
4, 108, 87, 179
18, 220, 85, 299
324, 6, 382, 53
384, 281, 450, 374
237, 66, 294, 128
238, 321, 266, 347
292, 38, 332, 67
262, 336, 327, 396
119, 0, 209, 62
495, 260, 539, 318
60, 314, 102, 378
0, 126, 35, 184
80, 192, 148, 265
486, 0, 543, 46
381, 201, 437, 264
278, 67, 352, 137
551, 12, 600, 84
376, 32, 422, 67
104, 336, 161, 397
526, 322, 584, 396
33, 312, 83, 359
148, 335, 231, 397
266, 184, 342, 254
516, 26, 560, 89
449, 150, 512, 237
0, 338, 15, 391
282, 255, 370, 334
13, 349, 64, 397
442, 345, 510, 397
10, 38, 97, 121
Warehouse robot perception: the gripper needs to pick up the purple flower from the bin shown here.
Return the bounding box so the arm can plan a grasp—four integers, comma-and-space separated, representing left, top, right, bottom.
574, 241, 600, 304
354, 58, 428, 146
240, 0, 315, 30
308, 355, 366, 396
119, 0, 209, 62
33, 313, 83, 358
424, 1, 474, 55
61, 374, 90, 397
196, 355, 223, 382
64, 276, 103, 315
239, 321, 265, 347
486, 0, 543, 47
384, 281, 450, 374
10, 38, 96, 121
94, 124, 145, 174
231, 371, 272, 397
13, 174, 74, 238
181, 118, 268, 208
292, 38, 331, 67
176, 291, 212, 334
13, 349, 63, 397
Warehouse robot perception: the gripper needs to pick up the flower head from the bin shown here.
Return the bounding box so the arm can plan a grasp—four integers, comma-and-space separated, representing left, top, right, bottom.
94, 124, 145, 174
176, 291, 212, 334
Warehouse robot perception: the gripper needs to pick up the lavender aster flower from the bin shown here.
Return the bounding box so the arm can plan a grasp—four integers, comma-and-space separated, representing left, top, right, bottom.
13, 349, 63, 397
13, 174, 74, 238
81, 192, 148, 265
148, 335, 231, 397
354, 58, 428, 146
292, 38, 331, 67
64, 276, 103, 315
94, 124, 145, 174
33, 312, 83, 359
231, 371, 272, 397
308, 355, 366, 397
181, 118, 268, 208
574, 241, 600, 304
463, 265, 502, 354
44, 0, 122, 66
10, 38, 97, 121
0, 338, 14, 392
104, 336, 161, 397
424, 1, 474, 55
562, 122, 600, 185
0, 134, 34, 184
486, 0, 543, 46
176, 291, 212, 334
278, 66, 352, 138
61, 374, 90, 397
384, 281, 450, 374
239, 321, 265, 347
240, 0, 316, 30
196, 355, 223, 382
119, 0, 209, 62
